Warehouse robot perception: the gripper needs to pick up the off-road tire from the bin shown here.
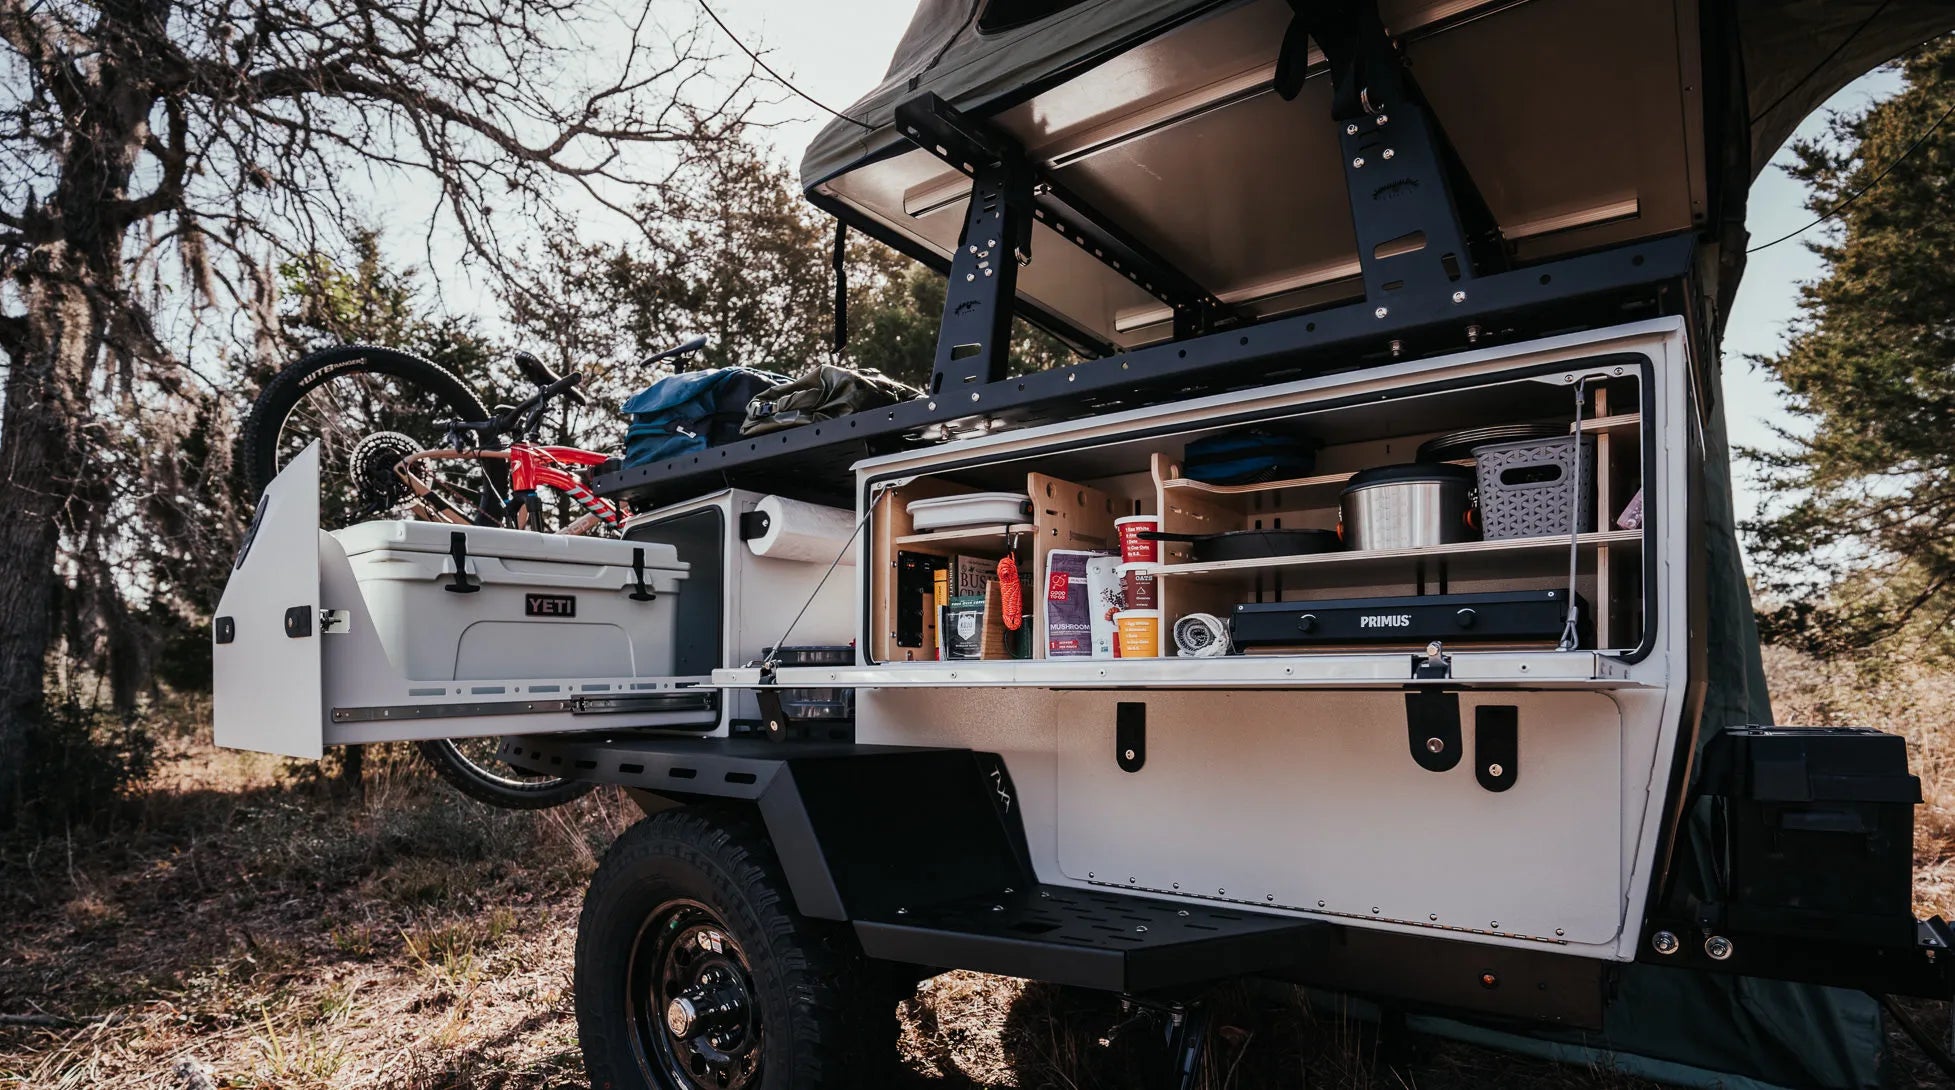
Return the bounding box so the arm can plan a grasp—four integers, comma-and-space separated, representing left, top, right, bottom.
240, 343, 500, 499
414, 738, 596, 810
576, 807, 897, 1089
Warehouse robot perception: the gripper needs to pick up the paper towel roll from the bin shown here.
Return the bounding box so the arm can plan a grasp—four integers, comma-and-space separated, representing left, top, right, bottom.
746, 495, 859, 565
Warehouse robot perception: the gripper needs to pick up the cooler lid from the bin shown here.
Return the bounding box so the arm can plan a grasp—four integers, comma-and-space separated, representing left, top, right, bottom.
803, 0, 1953, 350
332, 520, 688, 574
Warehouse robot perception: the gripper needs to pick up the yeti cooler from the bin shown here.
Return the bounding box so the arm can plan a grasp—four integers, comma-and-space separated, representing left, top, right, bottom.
332, 521, 687, 681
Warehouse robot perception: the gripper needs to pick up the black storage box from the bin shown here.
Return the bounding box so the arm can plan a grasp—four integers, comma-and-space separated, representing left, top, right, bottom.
1231, 589, 1586, 649
1704, 726, 1922, 947
767, 645, 856, 723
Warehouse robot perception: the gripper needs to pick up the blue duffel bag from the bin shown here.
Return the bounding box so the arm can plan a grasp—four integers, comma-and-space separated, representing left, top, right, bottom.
621, 367, 789, 467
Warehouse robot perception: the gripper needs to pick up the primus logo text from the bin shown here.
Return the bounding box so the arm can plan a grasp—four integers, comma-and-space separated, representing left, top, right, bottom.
1359, 614, 1412, 628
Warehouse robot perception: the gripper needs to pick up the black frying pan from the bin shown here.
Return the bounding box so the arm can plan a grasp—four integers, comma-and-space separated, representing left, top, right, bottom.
1139, 528, 1343, 562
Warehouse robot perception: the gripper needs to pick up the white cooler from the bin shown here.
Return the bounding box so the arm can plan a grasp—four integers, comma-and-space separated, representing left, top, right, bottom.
332, 521, 688, 682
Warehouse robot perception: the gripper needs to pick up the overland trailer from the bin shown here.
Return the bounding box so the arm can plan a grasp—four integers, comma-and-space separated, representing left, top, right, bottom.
213, 1, 1955, 1087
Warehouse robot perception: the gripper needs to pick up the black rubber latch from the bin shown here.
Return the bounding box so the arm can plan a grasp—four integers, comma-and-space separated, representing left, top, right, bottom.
445, 531, 479, 593
1406, 691, 1461, 772
283, 605, 312, 639
739, 510, 772, 541
1116, 702, 1146, 773
1476, 705, 1519, 792
214, 616, 236, 644
629, 547, 657, 602
755, 669, 789, 744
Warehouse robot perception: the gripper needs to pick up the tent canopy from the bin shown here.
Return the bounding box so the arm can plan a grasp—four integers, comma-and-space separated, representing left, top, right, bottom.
801, 0, 1953, 351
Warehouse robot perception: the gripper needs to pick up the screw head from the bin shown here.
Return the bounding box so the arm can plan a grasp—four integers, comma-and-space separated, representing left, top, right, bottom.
1123, 748, 1136, 760
1352, 156, 1365, 168
1487, 763, 1505, 778
965, 273, 974, 282
1345, 123, 1359, 135
1705, 935, 1735, 961
970, 391, 980, 401
1452, 290, 1467, 303
1426, 737, 1445, 754
1382, 148, 1395, 160
1651, 930, 1680, 955
1135, 926, 1148, 933
1375, 113, 1389, 125
1374, 306, 1389, 319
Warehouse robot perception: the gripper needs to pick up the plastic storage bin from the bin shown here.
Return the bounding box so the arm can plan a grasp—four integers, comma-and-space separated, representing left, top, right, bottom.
905, 492, 1033, 532
1473, 434, 1596, 539
333, 521, 688, 681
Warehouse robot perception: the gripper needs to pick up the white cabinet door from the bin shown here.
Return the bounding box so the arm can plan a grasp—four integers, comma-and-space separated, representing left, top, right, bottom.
213, 443, 324, 758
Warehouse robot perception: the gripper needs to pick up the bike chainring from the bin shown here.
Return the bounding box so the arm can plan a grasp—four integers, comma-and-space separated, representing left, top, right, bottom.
349, 431, 425, 514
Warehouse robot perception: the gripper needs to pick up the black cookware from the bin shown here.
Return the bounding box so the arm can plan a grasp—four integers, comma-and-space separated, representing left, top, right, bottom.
1138, 527, 1343, 563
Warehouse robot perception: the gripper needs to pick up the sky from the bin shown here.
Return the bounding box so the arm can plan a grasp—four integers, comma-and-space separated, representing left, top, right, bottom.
667, 1, 1899, 525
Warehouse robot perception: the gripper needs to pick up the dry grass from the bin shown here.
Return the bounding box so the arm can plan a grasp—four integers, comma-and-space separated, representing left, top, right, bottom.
2, 655, 1951, 1089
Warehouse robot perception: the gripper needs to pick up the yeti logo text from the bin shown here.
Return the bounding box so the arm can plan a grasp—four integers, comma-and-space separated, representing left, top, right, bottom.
525, 594, 577, 617
1359, 614, 1412, 628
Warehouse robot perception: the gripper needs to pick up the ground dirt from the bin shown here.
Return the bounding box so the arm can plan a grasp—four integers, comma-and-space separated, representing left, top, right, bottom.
2, 652, 1952, 1089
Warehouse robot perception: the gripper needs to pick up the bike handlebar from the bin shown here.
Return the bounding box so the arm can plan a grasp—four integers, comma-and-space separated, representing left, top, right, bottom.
439, 371, 585, 441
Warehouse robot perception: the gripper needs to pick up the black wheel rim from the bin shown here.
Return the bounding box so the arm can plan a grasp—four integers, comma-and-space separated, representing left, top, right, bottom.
628, 900, 762, 1089
435, 737, 573, 791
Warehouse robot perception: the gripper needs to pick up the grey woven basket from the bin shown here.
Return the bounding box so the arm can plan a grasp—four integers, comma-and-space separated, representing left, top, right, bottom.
1473, 434, 1596, 540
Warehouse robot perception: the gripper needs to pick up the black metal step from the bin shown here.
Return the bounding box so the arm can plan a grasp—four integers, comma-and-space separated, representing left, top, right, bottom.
854, 885, 1329, 992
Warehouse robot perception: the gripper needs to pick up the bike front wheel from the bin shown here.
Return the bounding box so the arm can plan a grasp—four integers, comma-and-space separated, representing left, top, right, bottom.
242, 344, 504, 527
416, 737, 597, 810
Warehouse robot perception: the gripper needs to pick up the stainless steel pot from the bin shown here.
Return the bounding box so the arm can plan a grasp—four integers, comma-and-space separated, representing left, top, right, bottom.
1339, 463, 1476, 550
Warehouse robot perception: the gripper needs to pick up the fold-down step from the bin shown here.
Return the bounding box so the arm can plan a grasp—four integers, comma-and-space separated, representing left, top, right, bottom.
854, 885, 1328, 992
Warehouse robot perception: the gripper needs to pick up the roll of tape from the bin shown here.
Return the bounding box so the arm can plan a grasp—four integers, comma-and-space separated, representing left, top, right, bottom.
1173, 613, 1230, 658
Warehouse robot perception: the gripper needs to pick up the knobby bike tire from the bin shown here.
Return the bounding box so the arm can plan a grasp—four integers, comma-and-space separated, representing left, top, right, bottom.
241, 343, 505, 500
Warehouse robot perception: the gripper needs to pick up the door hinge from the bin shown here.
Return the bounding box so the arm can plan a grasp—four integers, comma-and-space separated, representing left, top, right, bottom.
319, 608, 350, 634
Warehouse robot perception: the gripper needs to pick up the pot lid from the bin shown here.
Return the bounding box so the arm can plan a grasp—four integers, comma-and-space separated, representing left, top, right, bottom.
1342, 462, 1475, 491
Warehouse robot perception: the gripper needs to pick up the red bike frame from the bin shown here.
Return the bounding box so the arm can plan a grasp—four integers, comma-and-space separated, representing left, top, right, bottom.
394, 440, 627, 534
510, 444, 626, 527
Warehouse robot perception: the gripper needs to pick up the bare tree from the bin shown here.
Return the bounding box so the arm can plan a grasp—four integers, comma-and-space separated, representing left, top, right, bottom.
0, 0, 756, 815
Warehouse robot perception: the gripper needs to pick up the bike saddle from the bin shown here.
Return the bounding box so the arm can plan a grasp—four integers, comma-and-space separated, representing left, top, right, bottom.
513, 351, 589, 405
639, 335, 709, 372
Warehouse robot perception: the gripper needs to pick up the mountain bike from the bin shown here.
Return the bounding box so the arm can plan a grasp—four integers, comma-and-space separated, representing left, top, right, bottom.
243, 338, 707, 809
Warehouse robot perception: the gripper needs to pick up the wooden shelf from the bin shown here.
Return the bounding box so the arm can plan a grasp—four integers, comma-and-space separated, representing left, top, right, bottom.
1575, 412, 1642, 437
1162, 460, 1479, 509
1147, 529, 1643, 578
894, 523, 1035, 546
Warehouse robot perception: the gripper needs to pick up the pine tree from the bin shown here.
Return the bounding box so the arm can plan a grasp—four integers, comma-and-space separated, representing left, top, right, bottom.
1747, 38, 1955, 655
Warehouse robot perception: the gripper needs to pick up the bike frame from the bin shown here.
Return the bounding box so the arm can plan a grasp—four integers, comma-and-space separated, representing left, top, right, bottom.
392, 441, 627, 535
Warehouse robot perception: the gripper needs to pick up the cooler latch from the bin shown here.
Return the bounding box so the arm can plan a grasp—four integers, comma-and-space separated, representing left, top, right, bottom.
444, 531, 480, 593
629, 547, 658, 602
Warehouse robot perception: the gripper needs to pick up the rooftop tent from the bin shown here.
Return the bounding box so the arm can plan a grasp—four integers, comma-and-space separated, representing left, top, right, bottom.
801, 0, 1953, 350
